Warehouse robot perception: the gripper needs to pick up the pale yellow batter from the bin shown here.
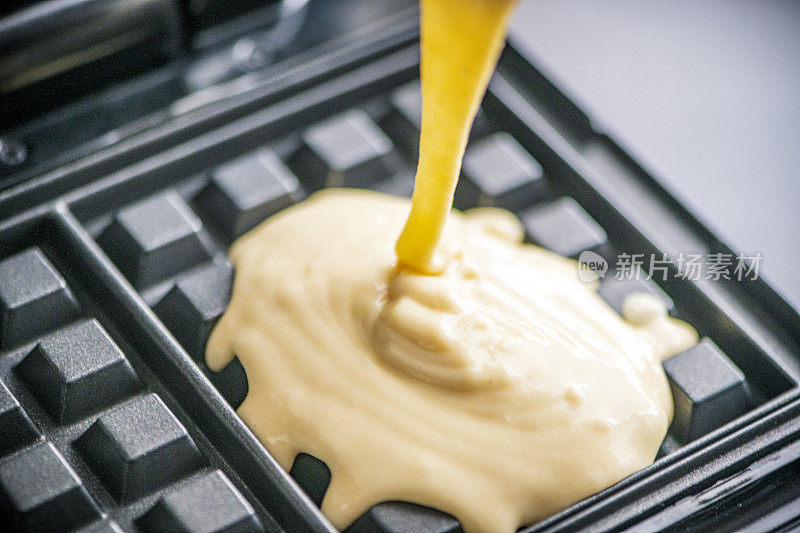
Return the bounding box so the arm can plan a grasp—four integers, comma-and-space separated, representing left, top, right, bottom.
206, 0, 699, 531
207, 191, 697, 532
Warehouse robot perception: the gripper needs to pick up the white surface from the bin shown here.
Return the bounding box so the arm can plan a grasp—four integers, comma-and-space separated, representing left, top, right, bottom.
509, 0, 800, 309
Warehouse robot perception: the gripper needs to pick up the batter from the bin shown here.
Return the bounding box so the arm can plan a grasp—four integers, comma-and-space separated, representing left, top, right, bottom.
207, 191, 696, 531
395, 0, 518, 273
206, 1, 699, 531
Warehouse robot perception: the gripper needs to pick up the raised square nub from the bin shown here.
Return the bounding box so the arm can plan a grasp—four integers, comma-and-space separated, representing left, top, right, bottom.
0, 380, 40, 455
154, 262, 233, 359
0, 442, 100, 531
0, 248, 80, 349
15, 320, 139, 423
521, 197, 607, 258
457, 133, 545, 210
663, 338, 754, 442
288, 109, 393, 190
97, 192, 212, 289
197, 149, 301, 239
381, 82, 423, 156
136, 470, 262, 532
74, 393, 203, 502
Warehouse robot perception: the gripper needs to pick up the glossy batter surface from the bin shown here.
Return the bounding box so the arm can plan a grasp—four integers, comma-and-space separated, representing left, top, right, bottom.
207, 190, 697, 533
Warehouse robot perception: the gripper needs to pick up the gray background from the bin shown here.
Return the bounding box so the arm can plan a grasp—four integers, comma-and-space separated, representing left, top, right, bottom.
508, 0, 800, 310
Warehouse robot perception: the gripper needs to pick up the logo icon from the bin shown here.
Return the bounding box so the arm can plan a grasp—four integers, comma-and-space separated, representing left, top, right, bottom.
577, 251, 608, 282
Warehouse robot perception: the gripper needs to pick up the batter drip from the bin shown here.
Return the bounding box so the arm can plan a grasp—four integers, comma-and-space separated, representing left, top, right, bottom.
207, 190, 697, 533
